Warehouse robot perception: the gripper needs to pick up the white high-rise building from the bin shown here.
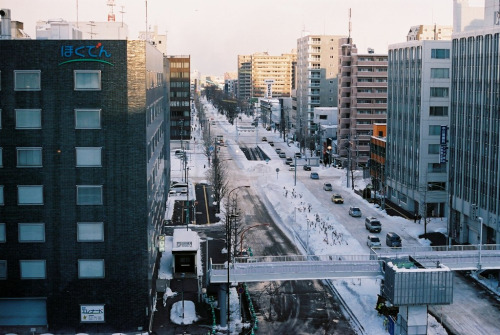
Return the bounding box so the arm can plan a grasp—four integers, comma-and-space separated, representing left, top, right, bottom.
295, 35, 345, 148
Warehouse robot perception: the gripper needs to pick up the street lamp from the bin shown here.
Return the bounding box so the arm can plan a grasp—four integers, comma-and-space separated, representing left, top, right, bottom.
180, 272, 185, 323
225, 185, 250, 334
239, 223, 270, 253
327, 145, 332, 167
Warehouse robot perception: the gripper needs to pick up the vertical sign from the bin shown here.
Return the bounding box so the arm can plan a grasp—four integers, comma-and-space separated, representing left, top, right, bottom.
439, 125, 448, 163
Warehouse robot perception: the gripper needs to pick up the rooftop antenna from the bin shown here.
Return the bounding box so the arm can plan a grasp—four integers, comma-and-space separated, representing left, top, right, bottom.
87, 21, 97, 39
107, 0, 116, 22
348, 8, 352, 44
145, 0, 148, 41
119, 5, 126, 27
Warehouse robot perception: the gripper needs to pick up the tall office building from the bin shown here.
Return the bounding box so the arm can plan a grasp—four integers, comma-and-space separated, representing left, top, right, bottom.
296, 35, 345, 146
386, 39, 451, 219
168, 55, 191, 141
449, 0, 500, 244
0, 37, 169, 331
237, 52, 296, 100
237, 55, 252, 101
337, 41, 388, 167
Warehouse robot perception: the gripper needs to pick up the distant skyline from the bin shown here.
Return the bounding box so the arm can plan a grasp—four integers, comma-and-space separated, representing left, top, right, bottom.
3, 0, 453, 76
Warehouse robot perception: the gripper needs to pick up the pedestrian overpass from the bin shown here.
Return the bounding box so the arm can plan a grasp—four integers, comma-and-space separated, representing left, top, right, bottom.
208, 244, 500, 283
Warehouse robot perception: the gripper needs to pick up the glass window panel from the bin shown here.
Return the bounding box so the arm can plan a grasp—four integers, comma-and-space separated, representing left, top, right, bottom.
17, 148, 42, 167
74, 70, 101, 90
78, 259, 105, 278
430, 68, 450, 78
16, 109, 42, 129
75, 109, 101, 129
430, 87, 449, 98
0, 109, 2, 128
77, 222, 104, 242
76, 147, 102, 167
0, 261, 6, 279
0, 223, 5, 242
77, 185, 103, 205
0, 147, 3, 167
20, 260, 46, 279
0, 186, 3, 205
19, 223, 45, 242
14, 70, 41, 91
18, 186, 43, 205
429, 125, 441, 135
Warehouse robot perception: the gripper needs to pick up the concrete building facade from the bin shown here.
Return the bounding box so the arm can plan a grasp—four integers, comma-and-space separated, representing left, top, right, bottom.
448, 0, 500, 244
386, 40, 451, 219
337, 41, 388, 167
295, 34, 345, 149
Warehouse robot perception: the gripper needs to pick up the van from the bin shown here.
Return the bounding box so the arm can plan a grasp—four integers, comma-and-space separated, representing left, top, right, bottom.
170, 183, 188, 194
365, 217, 381, 233
386, 232, 402, 247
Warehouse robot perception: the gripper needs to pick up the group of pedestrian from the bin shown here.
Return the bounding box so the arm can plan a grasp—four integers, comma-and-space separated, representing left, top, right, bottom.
413, 213, 422, 224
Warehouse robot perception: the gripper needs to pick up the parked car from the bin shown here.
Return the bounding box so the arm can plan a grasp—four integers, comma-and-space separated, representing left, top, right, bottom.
349, 206, 362, 217
303, 165, 311, 171
174, 149, 185, 156
386, 232, 402, 247
288, 166, 296, 171
365, 217, 382, 233
269, 141, 274, 146
275, 148, 282, 154
285, 157, 293, 165
323, 183, 333, 191
310, 172, 319, 179
262, 136, 267, 141
294, 152, 302, 159
367, 235, 381, 248
279, 152, 286, 158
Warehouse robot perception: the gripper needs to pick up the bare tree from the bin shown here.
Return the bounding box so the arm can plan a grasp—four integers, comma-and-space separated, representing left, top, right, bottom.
206, 154, 229, 213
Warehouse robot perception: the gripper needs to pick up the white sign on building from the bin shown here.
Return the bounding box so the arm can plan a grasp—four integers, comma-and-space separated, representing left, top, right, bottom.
80, 304, 105, 322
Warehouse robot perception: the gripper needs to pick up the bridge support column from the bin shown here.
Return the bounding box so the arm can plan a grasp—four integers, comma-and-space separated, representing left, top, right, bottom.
397, 305, 427, 335
219, 284, 228, 329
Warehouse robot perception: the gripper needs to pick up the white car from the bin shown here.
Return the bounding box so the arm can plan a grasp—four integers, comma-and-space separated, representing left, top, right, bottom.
367, 235, 381, 248
323, 183, 333, 191
349, 206, 362, 217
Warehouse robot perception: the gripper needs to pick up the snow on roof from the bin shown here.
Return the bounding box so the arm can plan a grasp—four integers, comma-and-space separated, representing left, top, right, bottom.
172, 228, 200, 251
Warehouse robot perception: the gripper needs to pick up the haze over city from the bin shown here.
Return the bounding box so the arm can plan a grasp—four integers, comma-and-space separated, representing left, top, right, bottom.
3, 0, 453, 75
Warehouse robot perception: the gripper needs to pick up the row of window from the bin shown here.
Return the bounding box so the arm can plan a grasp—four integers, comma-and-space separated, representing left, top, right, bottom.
0, 185, 103, 205
0, 147, 102, 168
2, 70, 101, 91
0, 109, 102, 129
0, 259, 105, 279
0, 222, 104, 243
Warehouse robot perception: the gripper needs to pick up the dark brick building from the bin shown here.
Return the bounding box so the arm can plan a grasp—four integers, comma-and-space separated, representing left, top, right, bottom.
0, 39, 170, 332
167, 55, 191, 141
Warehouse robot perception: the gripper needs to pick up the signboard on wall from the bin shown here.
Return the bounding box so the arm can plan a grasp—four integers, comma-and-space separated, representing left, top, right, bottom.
80, 304, 105, 322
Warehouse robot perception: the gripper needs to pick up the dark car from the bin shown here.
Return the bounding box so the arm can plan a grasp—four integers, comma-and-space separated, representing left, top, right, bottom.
303, 165, 311, 171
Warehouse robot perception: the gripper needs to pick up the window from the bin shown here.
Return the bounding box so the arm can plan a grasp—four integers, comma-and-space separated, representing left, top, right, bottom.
430, 87, 448, 98
74, 70, 101, 90
18, 186, 43, 205
0, 109, 2, 128
0, 260, 6, 279
14, 70, 41, 91
0, 186, 3, 206
431, 49, 450, 59
20, 260, 46, 279
429, 106, 448, 116
428, 163, 446, 173
0, 223, 5, 242
0, 147, 3, 167
16, 109, 42, 129
78, 259, 105, 278
77, 222, 104, 242
77, 185, 103, 205
428, 144, 440, 154
431, 68, 450, 78
429, 125, 441, 135
17, 148, 42, 167
18, 223, 45, 242
76, 147, 102, 167
75, 109, 101, 129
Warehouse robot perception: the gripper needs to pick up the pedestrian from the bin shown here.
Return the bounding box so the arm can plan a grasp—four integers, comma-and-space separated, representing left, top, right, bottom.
418, 214, 422, 224
414, 213, 417, 223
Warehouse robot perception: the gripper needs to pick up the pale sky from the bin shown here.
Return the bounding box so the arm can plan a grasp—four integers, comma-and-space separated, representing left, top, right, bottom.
3, 0, 453, 76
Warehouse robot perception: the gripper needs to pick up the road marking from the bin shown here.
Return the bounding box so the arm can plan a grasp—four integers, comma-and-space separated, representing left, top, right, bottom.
203, 185, 210, 225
